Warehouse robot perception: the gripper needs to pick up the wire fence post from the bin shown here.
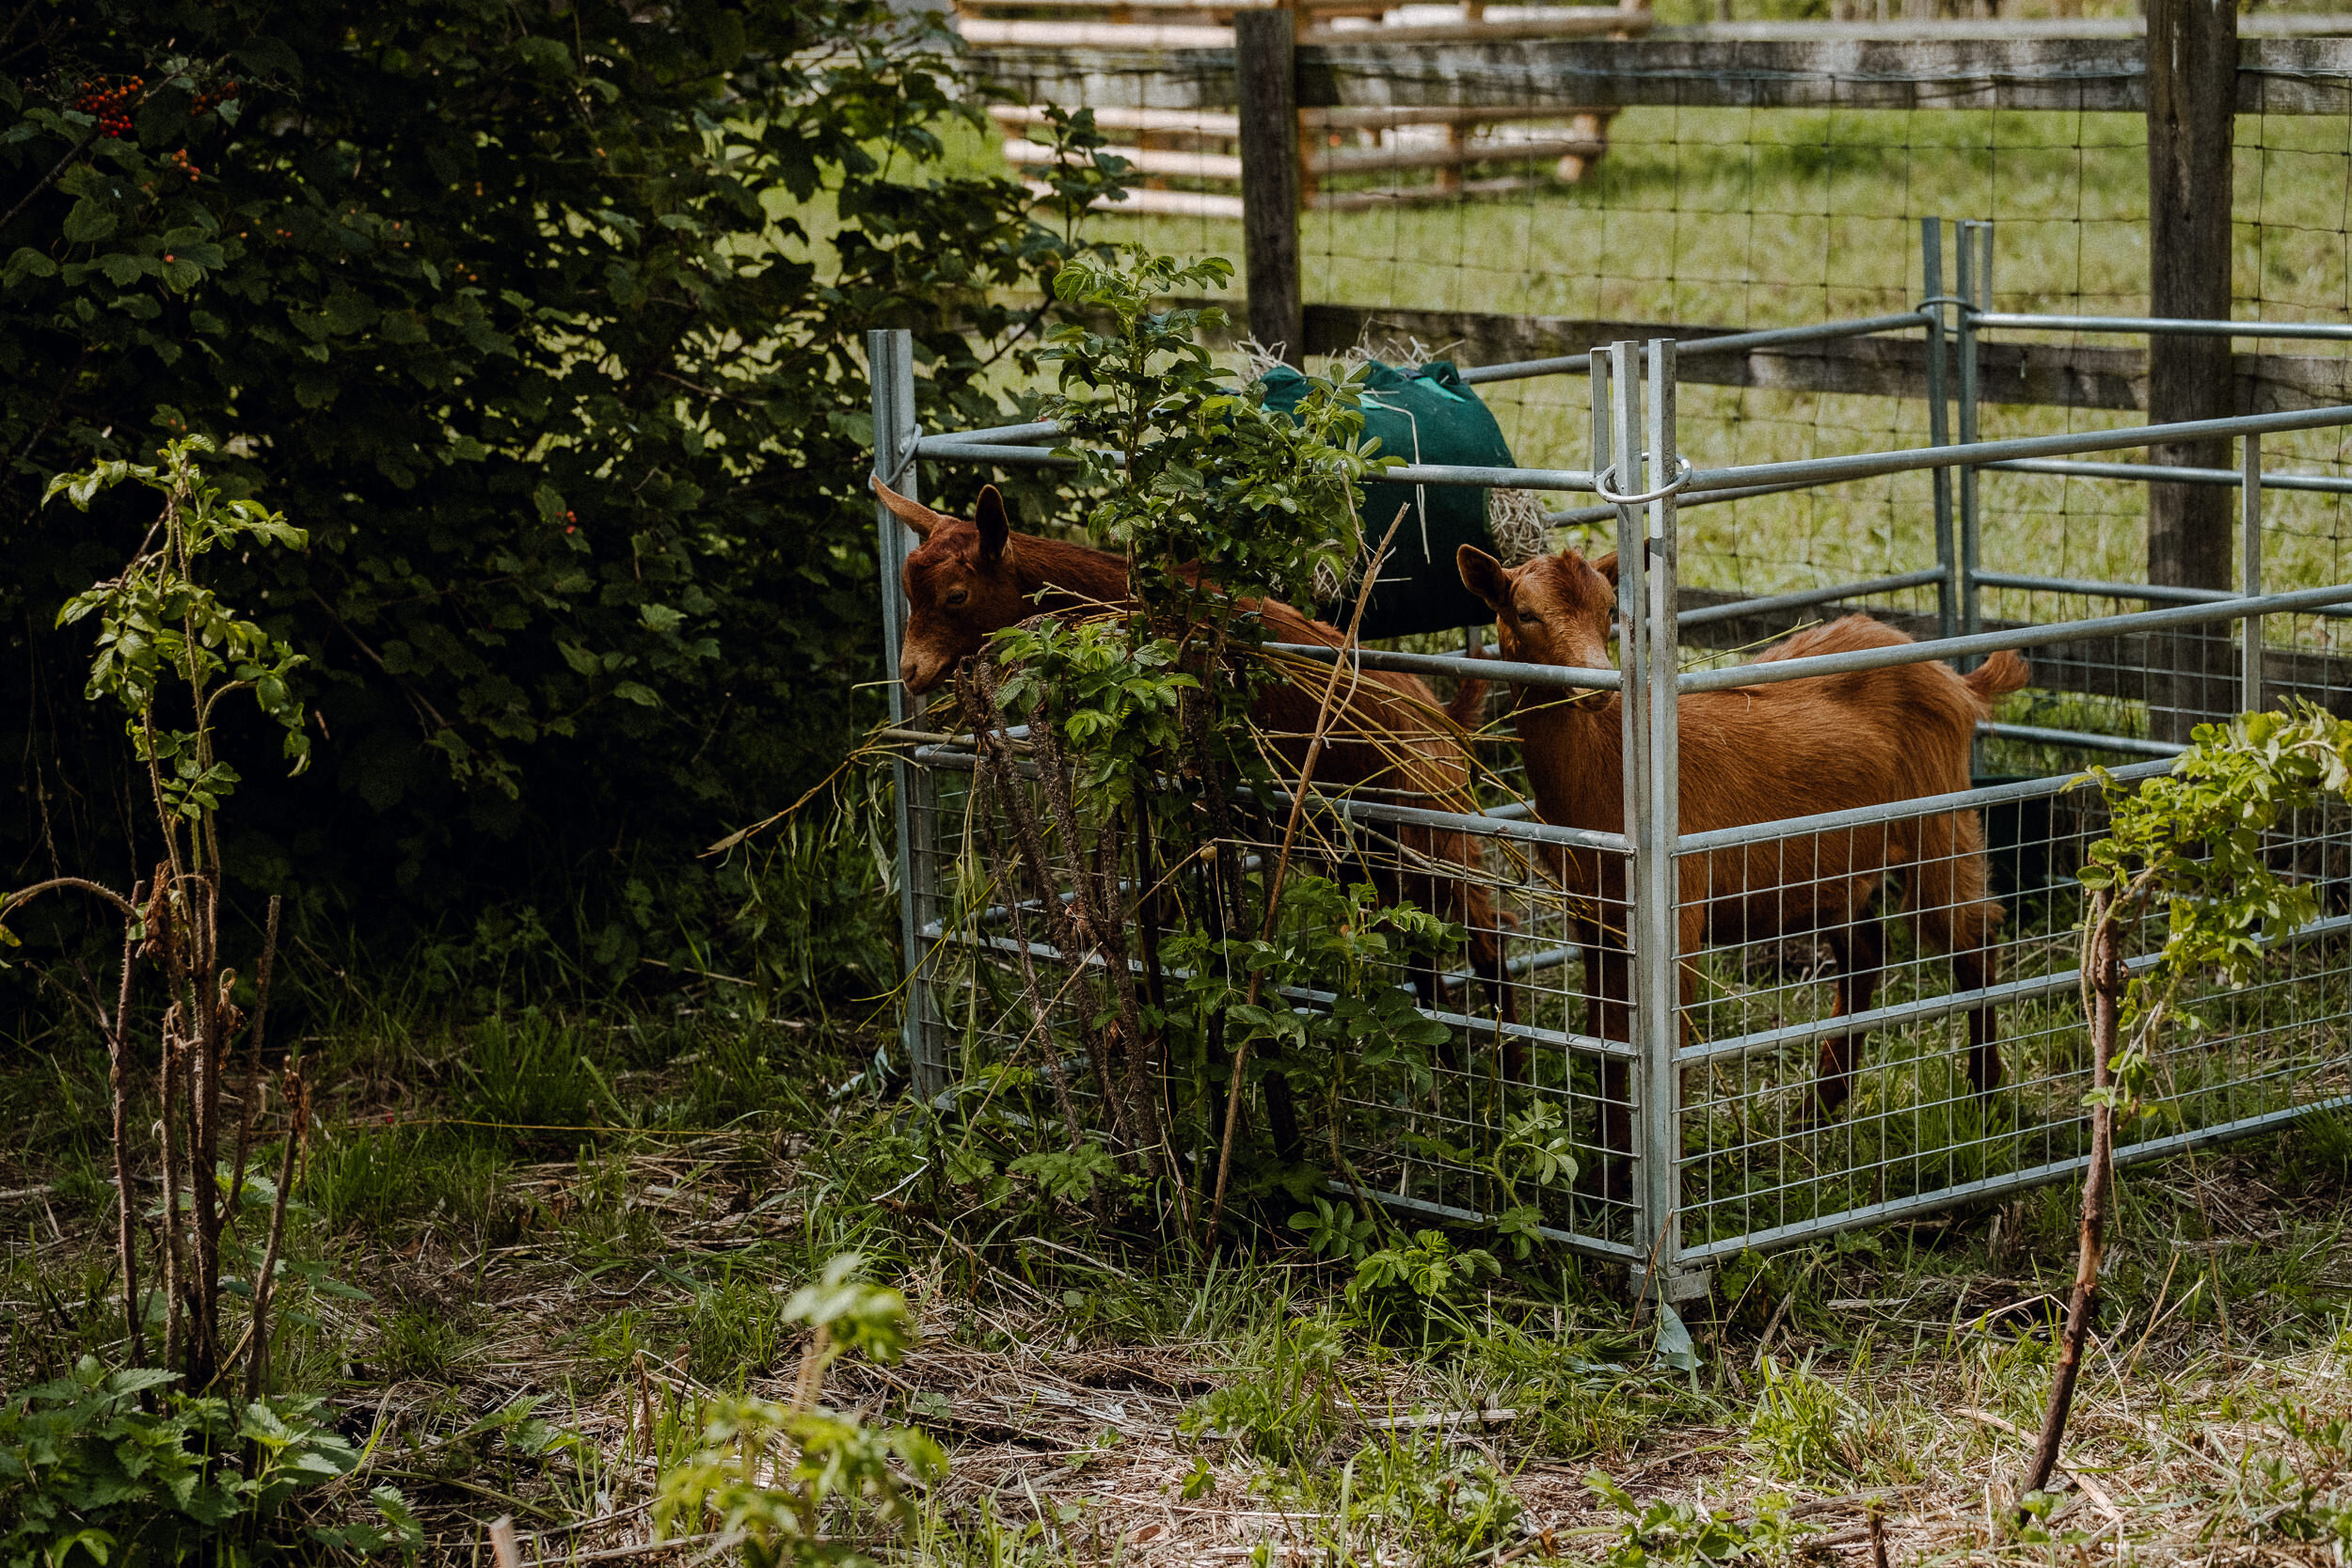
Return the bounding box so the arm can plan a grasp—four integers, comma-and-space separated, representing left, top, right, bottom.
870, 329, 946, 1101
2244, 433, 2265, 715
1593, 343, 1629, 1199
1235, 8, 1303, 366
1922, 217, 1957, 641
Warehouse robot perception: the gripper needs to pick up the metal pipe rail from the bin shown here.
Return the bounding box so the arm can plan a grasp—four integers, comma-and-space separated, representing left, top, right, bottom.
1677, 1090, 2352, 1267
1679, 581, 2352, 693
1687, 402, 2352, 496
932, 926, 1635, 1062
1675, 568, 1945, 628
1988, 457, 2352, 495
914, 742, 1631, 853
1974, 567, 2352, 620
1971, 311, 2352, 341
1266, 639, 1619, 690
1352, 1186, 1644, 1261
1454, 310, 1930, 388
1979, 721, 2183, 758
1677, 759, 2169, 856
1681, 947, 2169, 1068
1545, 475, 1827, 528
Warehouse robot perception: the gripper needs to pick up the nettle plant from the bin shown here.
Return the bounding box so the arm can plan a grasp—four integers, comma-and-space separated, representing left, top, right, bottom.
654, 1255, 944, 1567
0, 440, 417, 1559
942, 245, 1467, 1246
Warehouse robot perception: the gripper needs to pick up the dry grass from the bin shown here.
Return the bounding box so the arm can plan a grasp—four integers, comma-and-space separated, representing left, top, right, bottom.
6, 989, 2352, 1566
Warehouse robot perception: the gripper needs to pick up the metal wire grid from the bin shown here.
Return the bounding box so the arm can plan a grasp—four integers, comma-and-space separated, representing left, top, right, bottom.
1672, 726, 2352, 1263
876, 307, 2352, 1289
968, 42, 2352, 643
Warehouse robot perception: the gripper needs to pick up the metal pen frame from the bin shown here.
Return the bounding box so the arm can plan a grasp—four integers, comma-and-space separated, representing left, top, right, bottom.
872, 232, 2352, 1287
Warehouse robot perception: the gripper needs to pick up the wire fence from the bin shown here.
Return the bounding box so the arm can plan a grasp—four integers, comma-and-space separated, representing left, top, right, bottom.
879, 311, 2352, 1292
971, 28, 2352, 747
873, 23, 2352, 1288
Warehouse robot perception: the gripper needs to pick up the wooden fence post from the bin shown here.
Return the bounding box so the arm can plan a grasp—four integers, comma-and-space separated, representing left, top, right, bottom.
1235, 7, 1303, 365
2146, 0, 2238, 734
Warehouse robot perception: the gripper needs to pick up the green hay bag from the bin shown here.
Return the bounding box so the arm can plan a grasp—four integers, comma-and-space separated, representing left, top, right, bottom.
1258, 359, 1516, 641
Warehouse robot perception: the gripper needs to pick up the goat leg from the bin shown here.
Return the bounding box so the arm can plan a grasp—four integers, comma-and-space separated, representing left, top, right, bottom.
1811, 917, 1885, 1123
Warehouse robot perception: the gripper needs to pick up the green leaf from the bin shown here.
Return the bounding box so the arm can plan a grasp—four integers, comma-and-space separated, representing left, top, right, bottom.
62, 197, 116, 244
1652, 1302, 1699, 1372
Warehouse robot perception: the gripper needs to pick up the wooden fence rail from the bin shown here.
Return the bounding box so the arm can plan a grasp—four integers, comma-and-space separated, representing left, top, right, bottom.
985, 35, 2352, 113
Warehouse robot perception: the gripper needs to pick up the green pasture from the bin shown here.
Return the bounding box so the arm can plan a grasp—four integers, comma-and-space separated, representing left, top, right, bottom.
981, 106, 2352, 611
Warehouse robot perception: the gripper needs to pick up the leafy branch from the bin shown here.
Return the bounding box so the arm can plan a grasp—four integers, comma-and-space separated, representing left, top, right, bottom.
2019, 703, 2352, 1506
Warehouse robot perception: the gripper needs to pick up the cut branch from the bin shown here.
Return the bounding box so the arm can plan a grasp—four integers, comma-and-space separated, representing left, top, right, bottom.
2018, 889, 2121, 1503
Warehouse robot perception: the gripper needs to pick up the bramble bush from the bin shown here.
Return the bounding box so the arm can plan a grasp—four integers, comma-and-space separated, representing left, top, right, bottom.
0, 0, 1120, 990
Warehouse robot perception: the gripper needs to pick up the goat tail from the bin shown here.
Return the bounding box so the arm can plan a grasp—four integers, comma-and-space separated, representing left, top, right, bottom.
1964, 648, 2029, 708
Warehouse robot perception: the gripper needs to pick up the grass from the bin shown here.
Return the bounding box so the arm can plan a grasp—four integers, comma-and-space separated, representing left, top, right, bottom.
970, 103, 2352, 610
8, 954, 2352, 1564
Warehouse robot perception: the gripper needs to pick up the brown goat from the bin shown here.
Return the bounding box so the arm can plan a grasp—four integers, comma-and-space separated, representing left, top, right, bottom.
1455, 544, 2027, 1144
876, 479, 1519, 1059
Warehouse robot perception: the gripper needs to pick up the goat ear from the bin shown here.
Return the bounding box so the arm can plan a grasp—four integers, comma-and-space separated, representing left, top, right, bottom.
975, 485, 1011, 562
1589, 550, 1620, 587
1456, 545, 1511, 610
871, 478, 945, 540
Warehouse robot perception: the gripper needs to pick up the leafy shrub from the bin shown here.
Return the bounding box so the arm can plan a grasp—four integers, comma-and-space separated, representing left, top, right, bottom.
1586, 1469, 1810, 1568
1180, 1318, 1346, 1465
0, 1, 1120, 965
1384, 1440, 1523, 1560
0, 1358, 418, 1566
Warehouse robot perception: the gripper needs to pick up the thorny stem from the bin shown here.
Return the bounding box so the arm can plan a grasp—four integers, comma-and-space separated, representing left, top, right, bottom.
244, 1056, 306, 1402
1205, 507, 1407, 1248
971, 766, 1088, 1174
110, 888, 145, 1365
156, 1027, 186, 1374
0, 876, 140, 922
961, 660, 1130, 1151
229, 895, 282, 1215
1028, 698, 1165, 1188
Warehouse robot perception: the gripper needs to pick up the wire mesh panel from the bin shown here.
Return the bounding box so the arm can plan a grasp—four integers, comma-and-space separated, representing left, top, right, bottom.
877, 230, 2352, 1286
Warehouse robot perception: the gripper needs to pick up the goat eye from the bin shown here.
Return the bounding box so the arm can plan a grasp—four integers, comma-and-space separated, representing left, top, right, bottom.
945, 587, 969, 607
1515, 608, 1539, 626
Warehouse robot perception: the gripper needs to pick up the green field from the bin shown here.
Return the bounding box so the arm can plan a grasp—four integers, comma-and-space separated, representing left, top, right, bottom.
984, 107, 2352, 613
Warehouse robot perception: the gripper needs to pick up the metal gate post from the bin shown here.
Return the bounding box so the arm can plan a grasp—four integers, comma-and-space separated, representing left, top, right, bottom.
869, 329, 946, 1101
1956, 220, 1991, 647
2244, 434, 2265, 714
1921, 218, 1958, 641
1617, 339, 1702, 1307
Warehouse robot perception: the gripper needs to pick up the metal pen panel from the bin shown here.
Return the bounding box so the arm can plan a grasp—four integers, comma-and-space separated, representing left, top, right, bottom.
2245, 436, 2264, 715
